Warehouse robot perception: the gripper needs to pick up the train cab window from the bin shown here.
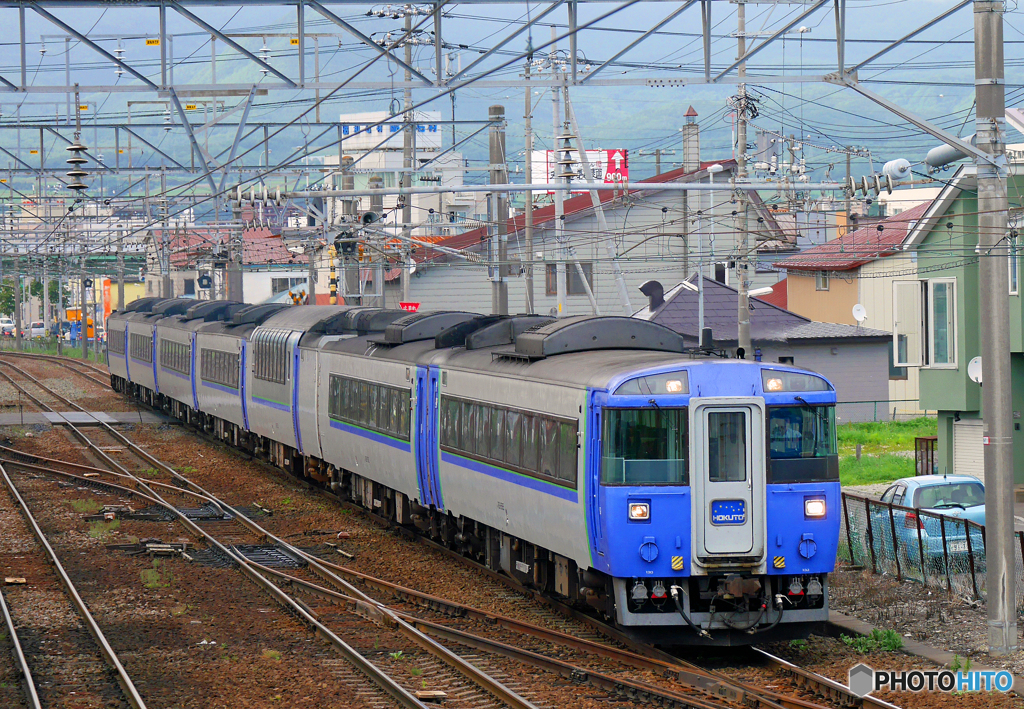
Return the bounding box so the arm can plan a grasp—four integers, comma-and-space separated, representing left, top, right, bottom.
707, 411, 747, 482
601, 408, 689, 485
766, 405, 838, 483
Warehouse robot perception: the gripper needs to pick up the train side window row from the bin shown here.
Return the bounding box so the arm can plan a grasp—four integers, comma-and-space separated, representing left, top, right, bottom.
252, 328, 290, 384
108, 329, 126, 355
327, 373, 411, 441
129, 333, 152, 362
439, 396, 578, 488
200, 348, 240, 389
160, 339, 191, 375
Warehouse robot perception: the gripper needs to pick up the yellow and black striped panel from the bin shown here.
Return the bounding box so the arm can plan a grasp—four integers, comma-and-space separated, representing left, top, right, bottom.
773, 556, 786, 569
671, 555, 685, 571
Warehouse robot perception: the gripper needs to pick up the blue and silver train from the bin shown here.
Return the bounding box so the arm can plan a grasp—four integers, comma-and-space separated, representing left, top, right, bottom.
106, 299, 840, 645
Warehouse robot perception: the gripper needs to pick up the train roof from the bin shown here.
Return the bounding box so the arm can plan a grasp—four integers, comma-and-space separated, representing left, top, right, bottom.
314, 313, 714, 388
159, 300, 248, 333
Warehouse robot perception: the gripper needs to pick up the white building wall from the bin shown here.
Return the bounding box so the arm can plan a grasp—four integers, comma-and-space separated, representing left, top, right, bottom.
857, 256, 922, 415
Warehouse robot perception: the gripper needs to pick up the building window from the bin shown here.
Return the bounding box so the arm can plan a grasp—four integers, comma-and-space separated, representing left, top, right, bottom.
184, 278, 195, 296
887, 341, 908, 380
271, 277, 305, 295
928, 279, 955, 367
1010, 233, 1019, 295
815, 271, 830, 291
778, 356, 795, 365
545, 262, 594, 296
892, 278, 957, 368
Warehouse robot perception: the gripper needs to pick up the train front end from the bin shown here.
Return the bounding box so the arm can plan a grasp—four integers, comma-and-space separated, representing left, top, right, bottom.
591, 361, 840, 645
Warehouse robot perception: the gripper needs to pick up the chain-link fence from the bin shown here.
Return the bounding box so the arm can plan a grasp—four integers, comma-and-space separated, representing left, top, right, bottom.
835, 400, 935, 423
840, 492, 1024, 608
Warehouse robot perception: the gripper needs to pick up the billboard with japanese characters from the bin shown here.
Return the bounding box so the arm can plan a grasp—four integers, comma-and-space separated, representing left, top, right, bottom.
530, 149, 628, 194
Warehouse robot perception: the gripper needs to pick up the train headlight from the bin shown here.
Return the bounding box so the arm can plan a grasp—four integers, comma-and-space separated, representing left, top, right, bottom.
628, 502, 650, 521
804, 498, 826, 518
664, 379, 685, 393
765, 377, 784, 392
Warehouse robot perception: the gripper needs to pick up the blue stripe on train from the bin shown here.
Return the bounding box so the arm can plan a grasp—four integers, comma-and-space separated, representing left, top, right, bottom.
328, 418, 412, 452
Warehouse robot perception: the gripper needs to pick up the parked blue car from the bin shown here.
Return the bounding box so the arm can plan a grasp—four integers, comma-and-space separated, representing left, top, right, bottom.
875, 475, 985, 569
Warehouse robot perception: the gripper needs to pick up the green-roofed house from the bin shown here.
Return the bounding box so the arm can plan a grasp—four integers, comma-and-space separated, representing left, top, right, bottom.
899, 164, 1024, 487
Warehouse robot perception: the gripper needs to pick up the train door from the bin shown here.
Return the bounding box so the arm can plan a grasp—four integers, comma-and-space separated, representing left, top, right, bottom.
414, 366, 432, 505
426, 367, 444, 509
691, 398, 765, 561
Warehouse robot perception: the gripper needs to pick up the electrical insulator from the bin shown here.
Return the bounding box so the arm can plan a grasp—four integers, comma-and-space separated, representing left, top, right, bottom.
66, 141, 89, 192
358, 243, 365, 262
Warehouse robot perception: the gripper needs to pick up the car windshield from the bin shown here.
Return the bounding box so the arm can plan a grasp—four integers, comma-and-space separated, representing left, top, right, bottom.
914, 482, 985, 509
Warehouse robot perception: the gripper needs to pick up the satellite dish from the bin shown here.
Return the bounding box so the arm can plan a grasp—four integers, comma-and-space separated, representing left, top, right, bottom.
852, 304, 867, 324
968, 356, 982, 384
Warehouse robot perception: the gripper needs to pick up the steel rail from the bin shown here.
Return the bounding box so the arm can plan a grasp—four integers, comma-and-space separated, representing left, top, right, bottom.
0, 352, 109, 387
5, 350, 110, 376
751, 649, 903, 709
0, 584, 42, 709
0, 366, 536, 709
0, 456, 433, 709
0, 463, 149, 709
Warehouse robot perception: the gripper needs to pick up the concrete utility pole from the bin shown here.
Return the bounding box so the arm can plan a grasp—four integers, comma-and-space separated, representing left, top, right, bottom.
489, 105, 509, 315
735, 0, 752, 355
552, 30, 566, 317
401, 9, 414, 306
976, 0, 1016, 657
524, 62, 535, 314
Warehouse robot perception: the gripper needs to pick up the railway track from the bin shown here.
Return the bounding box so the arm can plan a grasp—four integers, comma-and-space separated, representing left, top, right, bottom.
0, 351, 903, 709
0, 461, 145, 709
0, 351, 109, 388
0, 360, 541, 709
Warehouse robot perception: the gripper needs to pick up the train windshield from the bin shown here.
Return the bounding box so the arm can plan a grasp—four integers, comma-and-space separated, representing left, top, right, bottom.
767, 405, 837, 459
601, 408, 689, 485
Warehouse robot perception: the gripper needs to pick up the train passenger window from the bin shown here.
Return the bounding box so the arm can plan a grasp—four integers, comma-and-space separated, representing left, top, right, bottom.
708, 411, 747, 482
477, 407, 491, 459
505, 411, 521, 467
601, 409, 689, 485
463, 404, 477, 455
559, 422, 577, 482
399, 391, 411, 435
521, 415, 538, 471
490, 408, 505, 461
328, 377, 341, 417
540, 419, 559, 478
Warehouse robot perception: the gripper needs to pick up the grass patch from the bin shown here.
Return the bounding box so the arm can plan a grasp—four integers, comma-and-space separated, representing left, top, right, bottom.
280, 497, 292, 506
262, 649, 282, 661
88, 519, 120, 538
838, 418, 937, 456
140, 559, 173, 589
137, 468, 161, 479
839, 453, 915, 487
70, 499, 102, 514
176, 466, 198, 475
841, 628, 904, 654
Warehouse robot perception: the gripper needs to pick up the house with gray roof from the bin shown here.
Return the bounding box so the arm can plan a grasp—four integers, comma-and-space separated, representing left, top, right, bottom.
635, 276, 892, 422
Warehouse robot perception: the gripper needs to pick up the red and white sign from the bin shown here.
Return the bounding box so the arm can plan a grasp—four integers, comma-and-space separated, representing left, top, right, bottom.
399, 302, 420, 312
530, 149, 629, 194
